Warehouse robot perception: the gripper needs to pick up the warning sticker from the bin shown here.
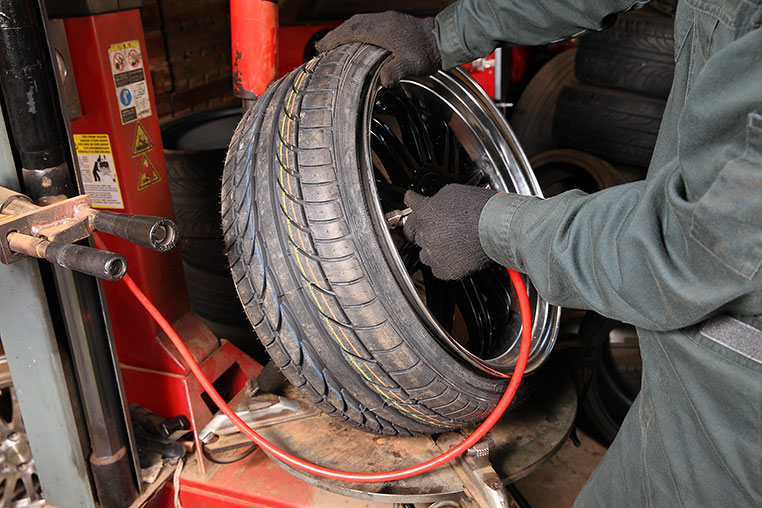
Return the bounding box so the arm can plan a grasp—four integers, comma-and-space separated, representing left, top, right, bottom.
138, 154, 161, 190
132, 121, 154, 157
108, 40, 152, 125
73, 134, 124, 209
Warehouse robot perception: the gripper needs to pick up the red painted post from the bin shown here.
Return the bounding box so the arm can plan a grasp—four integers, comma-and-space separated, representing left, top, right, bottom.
230, 0, 279, 101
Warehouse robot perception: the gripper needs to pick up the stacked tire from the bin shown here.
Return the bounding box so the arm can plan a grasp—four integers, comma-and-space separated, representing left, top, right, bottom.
162, 107, 265, 361
554, 10, 674, 171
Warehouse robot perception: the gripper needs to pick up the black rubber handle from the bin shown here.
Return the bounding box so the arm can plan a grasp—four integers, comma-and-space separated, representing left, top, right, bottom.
93, 211, 178, 252
44, 242, 127, 281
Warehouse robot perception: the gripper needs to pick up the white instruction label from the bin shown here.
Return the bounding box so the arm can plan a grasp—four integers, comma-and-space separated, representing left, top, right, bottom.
108, 40, 152, 124
73, 134, 124, 209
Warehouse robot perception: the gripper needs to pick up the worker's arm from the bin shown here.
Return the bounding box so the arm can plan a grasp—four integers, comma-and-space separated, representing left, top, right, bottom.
435, 0, 648, 68
479, 27, 762, 331
318, 1, 648, 85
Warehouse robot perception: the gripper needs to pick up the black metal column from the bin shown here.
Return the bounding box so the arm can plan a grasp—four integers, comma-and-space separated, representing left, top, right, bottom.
0, 0, 71, 201
0, 1, 138, 506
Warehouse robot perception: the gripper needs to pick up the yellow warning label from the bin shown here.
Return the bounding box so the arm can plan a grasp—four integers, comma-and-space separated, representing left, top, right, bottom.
72, 134, 124, 209
137, 154, 161, 190
108, 40, 139, 52
132, 121, 153, 157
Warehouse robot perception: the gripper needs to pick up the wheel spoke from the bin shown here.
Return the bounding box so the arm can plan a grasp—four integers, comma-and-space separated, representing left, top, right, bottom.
1, 478, 14, 508
371, 118, 419, 184
443, 125, 463, 178
21, 474, 38, 501
375, 179, 408, 211
382, 91, 434, 166
422, 270, 456, 332
455, 277, 493, 356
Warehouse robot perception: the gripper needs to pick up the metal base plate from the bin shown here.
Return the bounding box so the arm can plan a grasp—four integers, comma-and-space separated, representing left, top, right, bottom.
257, 376, 576, 503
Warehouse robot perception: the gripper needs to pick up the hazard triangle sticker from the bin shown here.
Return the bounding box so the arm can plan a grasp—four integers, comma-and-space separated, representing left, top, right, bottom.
137, 154, 161, 190
132, 121, 154, 157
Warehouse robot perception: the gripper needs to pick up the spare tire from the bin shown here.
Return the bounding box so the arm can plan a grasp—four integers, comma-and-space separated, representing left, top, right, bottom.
163, 107, 242, 238
530, 149, 627, 197
575, 312, 641, 445
553, 83, 666, 168
510, 49, 577, 158
221, 43, 560, 435
575, 11, 674, 99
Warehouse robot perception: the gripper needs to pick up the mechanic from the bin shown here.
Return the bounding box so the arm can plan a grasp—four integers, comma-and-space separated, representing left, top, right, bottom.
317, 1, 762, 506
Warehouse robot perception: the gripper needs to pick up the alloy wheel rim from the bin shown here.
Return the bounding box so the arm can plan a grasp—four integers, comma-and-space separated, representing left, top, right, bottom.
360, 66, 560, 376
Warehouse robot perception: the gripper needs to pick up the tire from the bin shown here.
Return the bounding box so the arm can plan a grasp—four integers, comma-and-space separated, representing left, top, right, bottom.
165, 150, 226, 238
576, 312, 641, 445
530, 149, 627, 197
182, 262, 249, 326
179, 237, 229, 274
553, 83, 666, 168
221, 44, 559, 435
163, 108, 262, 348
575, 12, 674, 99
163, 107, 242, 239
510, 49, 577, 158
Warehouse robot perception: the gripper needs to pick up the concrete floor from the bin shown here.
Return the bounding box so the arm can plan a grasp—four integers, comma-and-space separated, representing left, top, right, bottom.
513, 429, 607, 508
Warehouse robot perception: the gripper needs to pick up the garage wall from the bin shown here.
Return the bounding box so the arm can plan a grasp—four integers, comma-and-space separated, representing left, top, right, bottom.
141, 0, 239, 121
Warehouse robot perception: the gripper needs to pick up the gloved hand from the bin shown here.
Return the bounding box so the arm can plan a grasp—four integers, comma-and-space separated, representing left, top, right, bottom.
315, 11, 442, 87
403, 184, 498, 280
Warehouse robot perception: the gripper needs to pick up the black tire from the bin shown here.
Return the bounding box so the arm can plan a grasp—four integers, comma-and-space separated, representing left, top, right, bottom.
553, 83, 666, 168
510, 49, 577, 158
530, 149, 627, 197
179, 237, 229, 274
165, 150, 226, 238
575, 12, 674, 99
576, 312, 641, 445
182, 262, 249, 327
163, 106, 242, 238
221, 44, 523, 435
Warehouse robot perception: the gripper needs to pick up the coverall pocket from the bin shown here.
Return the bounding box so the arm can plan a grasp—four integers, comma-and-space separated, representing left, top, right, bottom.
690, 112, 762, 279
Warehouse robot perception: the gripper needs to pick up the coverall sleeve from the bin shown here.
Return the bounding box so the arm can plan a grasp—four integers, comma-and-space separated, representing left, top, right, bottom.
478, 27, 762, 332
434, 0, 649, 69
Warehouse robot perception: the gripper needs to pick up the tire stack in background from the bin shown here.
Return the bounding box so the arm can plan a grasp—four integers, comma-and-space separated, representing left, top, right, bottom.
555, 10, 674, 174
162, 107, 265, 362
510, 6, 676, 444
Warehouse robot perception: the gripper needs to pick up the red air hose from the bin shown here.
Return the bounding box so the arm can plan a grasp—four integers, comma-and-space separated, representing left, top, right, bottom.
110, 233, 531, 482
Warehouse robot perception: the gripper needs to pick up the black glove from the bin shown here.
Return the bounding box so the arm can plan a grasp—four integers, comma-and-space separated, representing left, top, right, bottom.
403, 184, 497, 280
315, 11, 442, 87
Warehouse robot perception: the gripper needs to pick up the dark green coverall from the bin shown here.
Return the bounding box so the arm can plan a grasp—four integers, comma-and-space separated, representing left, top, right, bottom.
434, 0, 762, 506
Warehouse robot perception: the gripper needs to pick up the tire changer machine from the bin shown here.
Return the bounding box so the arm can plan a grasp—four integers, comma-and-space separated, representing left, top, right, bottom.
0, 1, 576, 507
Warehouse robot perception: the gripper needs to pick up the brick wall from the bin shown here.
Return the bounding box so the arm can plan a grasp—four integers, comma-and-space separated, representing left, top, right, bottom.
141, 0, 239, 121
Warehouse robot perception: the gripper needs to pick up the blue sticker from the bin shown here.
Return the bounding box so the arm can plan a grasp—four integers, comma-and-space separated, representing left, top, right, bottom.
119, 89, 132, 106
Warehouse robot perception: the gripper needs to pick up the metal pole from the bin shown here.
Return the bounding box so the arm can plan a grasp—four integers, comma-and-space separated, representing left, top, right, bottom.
230, 0, 278, 112
0, 1, 139, 505
0, 85, 97, 508
0, 0, 72, 202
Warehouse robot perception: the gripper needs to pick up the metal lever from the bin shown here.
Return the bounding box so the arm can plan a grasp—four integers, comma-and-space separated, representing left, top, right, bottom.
92, 211, 178, 252
436, 433, 511, 508
8, 232, 126, 281
0, 185, 178, 280
384, 207, 412, 230
199, 394, 318, 444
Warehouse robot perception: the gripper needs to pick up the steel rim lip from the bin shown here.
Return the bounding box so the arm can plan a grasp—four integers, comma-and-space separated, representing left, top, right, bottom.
360, 64, 560, 377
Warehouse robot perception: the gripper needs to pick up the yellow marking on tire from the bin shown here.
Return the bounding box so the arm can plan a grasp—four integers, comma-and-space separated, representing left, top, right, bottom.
273, 67, 449, 428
